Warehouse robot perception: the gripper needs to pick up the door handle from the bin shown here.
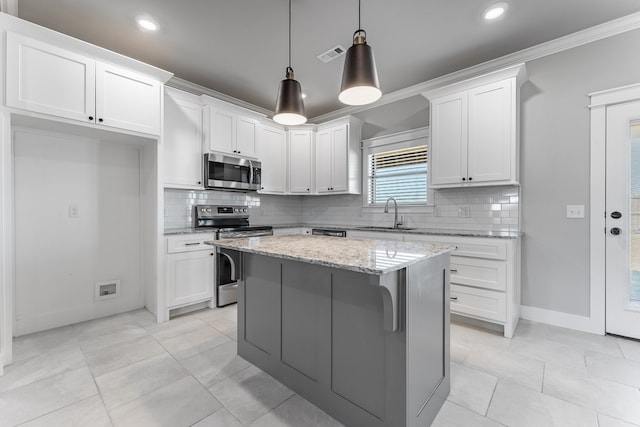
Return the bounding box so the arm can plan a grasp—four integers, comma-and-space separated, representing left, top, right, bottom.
610, 227, 622, 236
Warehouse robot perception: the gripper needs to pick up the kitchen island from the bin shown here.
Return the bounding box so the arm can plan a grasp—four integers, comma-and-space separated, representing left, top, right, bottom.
209, 235, 452, 427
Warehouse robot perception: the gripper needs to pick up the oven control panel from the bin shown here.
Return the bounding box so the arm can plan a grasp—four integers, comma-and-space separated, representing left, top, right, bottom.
195, 205, 248, 218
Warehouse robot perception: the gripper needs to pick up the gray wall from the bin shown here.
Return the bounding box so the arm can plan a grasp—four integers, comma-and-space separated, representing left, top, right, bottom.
520, 28, 640, 316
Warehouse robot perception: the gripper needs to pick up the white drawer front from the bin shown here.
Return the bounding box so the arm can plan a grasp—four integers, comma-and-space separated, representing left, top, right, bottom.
167, 233, 216, 254
450, 284, 506, 322
450, 241, 506, 260
402, 234, 507, 260
450, 256, 506, 291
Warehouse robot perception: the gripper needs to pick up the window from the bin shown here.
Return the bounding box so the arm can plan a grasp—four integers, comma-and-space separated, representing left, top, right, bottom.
363, 129, 430, 206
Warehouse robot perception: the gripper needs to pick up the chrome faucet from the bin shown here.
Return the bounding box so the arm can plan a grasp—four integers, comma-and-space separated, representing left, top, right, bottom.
384, 197, 403, 228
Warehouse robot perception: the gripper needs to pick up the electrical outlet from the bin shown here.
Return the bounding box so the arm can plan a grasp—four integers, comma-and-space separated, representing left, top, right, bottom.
566, 205, 585, 219
68, 205, 79, 218
458, 206, 470, 218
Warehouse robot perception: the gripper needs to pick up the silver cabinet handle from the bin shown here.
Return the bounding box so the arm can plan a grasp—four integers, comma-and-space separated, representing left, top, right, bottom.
185, 242, 201, 246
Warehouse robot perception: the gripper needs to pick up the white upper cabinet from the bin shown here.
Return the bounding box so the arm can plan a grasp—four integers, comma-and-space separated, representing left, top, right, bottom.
95, 62, 161, 134
236, 116, 259, 158
6, 32, 162, 135
203, 97, 263, 159
163, 87, 204, 189
258, 124, 286, 194
424, 64, 526, 188
315, 117, 362, 195
288, 129, 314, 194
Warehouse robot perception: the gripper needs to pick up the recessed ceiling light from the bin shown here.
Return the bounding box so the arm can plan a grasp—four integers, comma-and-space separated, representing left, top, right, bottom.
301, 93, 307, 99
483, 2, 509, 21
136, 17, 158, 31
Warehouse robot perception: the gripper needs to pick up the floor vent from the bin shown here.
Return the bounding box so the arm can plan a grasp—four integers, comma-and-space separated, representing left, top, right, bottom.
317, 45, 346, 63
95, 280, 120, 301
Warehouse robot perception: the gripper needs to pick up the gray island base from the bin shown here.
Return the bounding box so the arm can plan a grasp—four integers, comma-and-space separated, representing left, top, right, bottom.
211, 235, 451, 427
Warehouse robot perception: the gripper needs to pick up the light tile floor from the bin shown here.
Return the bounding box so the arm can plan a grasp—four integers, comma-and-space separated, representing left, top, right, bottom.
1, 306, 640, 426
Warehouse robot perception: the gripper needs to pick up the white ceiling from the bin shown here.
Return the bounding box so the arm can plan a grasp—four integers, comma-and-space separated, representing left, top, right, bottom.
15, 0, 640, 119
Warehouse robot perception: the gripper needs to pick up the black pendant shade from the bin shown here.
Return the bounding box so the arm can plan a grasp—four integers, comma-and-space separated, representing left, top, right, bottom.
273, 0, 306, 126
339, 29, 381, 106
274, 67, 306, 125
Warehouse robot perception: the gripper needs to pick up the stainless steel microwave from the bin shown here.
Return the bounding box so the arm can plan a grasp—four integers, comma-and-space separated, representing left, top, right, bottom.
204, 153, 261, 191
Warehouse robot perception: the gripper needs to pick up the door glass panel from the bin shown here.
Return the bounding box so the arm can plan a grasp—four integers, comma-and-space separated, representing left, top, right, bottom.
630, 121, 640, 308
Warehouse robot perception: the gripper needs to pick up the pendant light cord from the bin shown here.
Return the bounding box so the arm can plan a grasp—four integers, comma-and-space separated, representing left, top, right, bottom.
358, 0, 361, 31
288, 0, 292, 69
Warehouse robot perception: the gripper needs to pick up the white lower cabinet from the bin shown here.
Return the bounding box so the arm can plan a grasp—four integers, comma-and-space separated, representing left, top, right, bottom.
165, 233, 215, 309
403, 233, 519, 337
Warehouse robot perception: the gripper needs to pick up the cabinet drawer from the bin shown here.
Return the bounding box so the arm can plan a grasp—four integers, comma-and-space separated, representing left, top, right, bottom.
450, 240, 506, 259
411, 235, 507, 260
167, 233, 215, 253
450, 256, 506, 291
450, 284, 506, 322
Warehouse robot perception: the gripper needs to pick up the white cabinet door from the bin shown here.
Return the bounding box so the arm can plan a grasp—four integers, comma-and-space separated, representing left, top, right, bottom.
331, 124, 349, 192
315, 129, 333, 194
236, 116, 259, 158
163, 89, 203, 189
166, 250, 215, 308
6, 32, 162, 135
6, 32, 96, 123
430, 91, 468, 186
208, 107, 235, 154
467, 80, 513, 184
259, 125, 286, 194
95, 63, 161, 134
288, 130, 313, 194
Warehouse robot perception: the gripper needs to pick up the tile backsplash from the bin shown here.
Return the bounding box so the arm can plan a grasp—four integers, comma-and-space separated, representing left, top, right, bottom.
301, 186, 519, 232
164, 189, 303, 230
165, 186, 519, 232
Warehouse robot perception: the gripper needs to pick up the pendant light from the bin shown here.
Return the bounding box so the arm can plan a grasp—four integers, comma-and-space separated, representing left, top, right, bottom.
273, 0, 307, 125
339, 0, 382, 106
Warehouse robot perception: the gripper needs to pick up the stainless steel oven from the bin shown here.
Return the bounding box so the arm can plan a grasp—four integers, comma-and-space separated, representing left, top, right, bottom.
204, 153, 261, 191
194, 205, 273, 307
216, 225, 273, 306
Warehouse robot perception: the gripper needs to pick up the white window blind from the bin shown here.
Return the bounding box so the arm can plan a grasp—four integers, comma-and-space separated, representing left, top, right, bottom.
367, 145, 428, 205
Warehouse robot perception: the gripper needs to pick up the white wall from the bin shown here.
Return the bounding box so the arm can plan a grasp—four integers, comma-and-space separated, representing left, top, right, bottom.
13, 128, 145, 335
520, 28, 640, 317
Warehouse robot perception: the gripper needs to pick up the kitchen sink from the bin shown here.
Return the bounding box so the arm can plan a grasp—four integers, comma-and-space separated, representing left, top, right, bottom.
356, 226, 416, 231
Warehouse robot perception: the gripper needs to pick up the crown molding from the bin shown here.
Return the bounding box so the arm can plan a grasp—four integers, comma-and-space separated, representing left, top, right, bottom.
310, 11, 640, 123
166, 77, 272, 117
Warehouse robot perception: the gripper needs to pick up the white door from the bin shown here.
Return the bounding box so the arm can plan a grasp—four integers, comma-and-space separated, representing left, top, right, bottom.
430, 91, 468, 185
6, 32, 96, 123
288, 130, 313, 194
258, 125, 286, 194
467, 79, 513, 184
315, 130, 333, 194
331, 124, 349, 192
163, 90, 203, 188
236, 116, 259, 158
606, 100, 640, 339
95, 63, 161, 135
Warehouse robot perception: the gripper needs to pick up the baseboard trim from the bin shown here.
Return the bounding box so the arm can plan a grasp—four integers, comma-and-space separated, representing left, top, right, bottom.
520, 305, 605, 335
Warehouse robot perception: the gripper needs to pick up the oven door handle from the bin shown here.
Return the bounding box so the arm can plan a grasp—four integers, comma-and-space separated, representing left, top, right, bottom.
219, 251, 237, 281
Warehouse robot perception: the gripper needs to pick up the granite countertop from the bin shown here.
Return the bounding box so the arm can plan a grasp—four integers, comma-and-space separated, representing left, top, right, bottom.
164, 224, 521, 239
208, 235, 453, 275
272, 224, 521, 239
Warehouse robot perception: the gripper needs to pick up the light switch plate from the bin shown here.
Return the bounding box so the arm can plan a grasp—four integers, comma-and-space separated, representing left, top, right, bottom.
68, 205, 79, 218
566, 204, 585, 219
